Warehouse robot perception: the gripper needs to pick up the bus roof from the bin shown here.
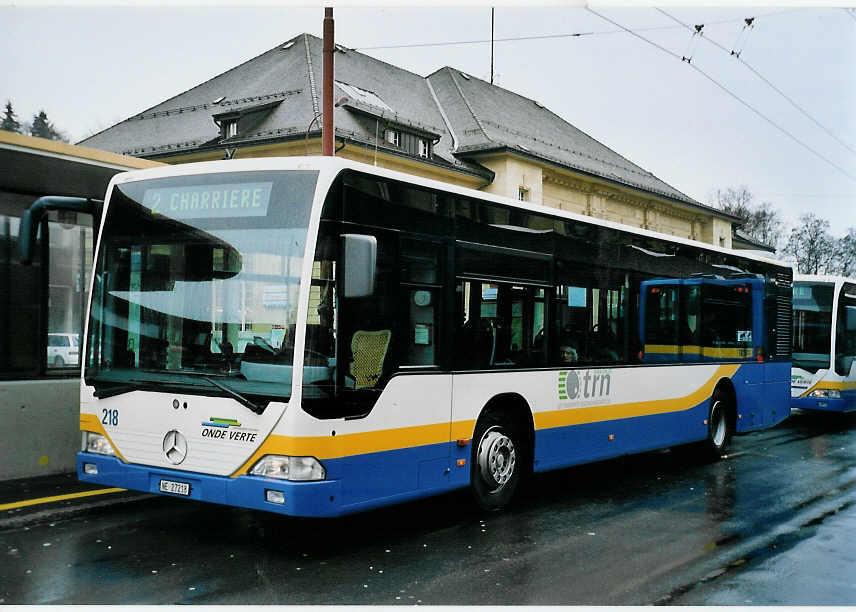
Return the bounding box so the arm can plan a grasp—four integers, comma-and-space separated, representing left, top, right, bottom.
108, 155, 793, 271
0, 131, 163, 199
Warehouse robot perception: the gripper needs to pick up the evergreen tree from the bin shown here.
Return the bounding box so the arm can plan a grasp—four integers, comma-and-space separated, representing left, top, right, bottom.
30, 110, 54, 138
1, 100, 21, 133
29, 109, 68, 142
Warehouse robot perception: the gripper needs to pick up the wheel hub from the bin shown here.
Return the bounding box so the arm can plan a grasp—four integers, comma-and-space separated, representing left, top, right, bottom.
478, 428, 516, 490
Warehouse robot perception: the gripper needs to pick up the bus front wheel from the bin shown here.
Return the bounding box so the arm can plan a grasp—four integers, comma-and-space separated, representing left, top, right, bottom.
703, 390, 733, 459
471, 413, 524, 511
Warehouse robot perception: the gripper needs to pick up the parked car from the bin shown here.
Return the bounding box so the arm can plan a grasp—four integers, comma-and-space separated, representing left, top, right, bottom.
47, 333, 79, 367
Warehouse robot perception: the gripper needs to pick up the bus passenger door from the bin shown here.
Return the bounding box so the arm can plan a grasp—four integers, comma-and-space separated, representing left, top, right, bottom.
397, 237, 454, 492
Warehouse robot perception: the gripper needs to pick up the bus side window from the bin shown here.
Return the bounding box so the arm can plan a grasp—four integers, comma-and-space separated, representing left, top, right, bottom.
456, 281, 494, 369
643, 284, 680, 362
681, 285, 701, 358
700, 283, 753, 359
400, 239, 442, 367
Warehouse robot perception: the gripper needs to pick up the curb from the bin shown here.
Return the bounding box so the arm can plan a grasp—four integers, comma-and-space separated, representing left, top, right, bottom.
0, 491, 154, 530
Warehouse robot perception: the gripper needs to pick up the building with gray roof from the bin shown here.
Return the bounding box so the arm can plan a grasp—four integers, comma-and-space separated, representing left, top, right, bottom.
81, 33, 739, 247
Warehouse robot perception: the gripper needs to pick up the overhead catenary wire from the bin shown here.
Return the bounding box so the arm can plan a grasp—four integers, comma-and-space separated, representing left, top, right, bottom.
657, 8, 856, 158
585, 7, 856, 184
352, 9, 800, 51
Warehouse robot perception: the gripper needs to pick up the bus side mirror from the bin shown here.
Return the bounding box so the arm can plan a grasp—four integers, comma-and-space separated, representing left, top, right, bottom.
18, 196, 101, 265
341, 234, 376, 297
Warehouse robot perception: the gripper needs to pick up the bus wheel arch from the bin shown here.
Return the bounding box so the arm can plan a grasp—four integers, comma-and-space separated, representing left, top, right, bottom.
469, 393, 534, 511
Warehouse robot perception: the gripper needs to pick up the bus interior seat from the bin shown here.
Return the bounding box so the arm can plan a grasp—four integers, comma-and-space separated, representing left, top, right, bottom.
350, 329, 392, 389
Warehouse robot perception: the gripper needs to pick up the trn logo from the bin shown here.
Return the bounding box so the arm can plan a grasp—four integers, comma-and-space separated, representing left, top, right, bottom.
558, 370, 611, 400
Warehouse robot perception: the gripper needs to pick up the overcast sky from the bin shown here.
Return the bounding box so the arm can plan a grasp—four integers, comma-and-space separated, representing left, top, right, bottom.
2, 4, 854, 236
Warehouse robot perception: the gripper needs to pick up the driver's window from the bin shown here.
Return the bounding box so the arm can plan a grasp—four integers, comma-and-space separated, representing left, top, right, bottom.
835, 287, 856, 376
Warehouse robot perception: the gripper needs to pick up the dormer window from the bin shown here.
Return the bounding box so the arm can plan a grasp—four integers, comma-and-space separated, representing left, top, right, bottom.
418, 138, 431, 159
212, 98, 283, 143
384, 129, 400, 147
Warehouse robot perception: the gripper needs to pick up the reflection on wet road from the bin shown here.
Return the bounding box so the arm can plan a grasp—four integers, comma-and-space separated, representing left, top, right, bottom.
1, 410, 854, 605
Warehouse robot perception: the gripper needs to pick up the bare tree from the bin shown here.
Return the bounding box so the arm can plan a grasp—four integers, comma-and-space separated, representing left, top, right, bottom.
783, 213, 837, 274
834, 228, 856, 277
749, 202, 784, 248
713, 186, 754, 221
712, 186, 783, 250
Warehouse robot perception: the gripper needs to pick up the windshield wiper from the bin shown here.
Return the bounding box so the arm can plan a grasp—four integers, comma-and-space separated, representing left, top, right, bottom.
201, 376, 266, 415
92, 374, 267, 415
93, 380, 162, 399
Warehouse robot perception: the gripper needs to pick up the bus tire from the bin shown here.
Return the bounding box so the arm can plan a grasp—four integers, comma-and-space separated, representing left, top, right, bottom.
471, 412, 524, 511
702, 390, 733, 459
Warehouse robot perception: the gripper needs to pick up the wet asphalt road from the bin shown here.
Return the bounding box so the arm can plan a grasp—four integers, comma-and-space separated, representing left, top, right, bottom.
1, 410, 854, 605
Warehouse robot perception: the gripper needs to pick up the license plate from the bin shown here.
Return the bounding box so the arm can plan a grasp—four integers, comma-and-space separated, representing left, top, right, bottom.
159, 479, 190, 496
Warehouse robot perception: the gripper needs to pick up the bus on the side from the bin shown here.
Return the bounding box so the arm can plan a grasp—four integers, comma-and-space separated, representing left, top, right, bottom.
71, 157, 793, 517
791, 275, 856, 413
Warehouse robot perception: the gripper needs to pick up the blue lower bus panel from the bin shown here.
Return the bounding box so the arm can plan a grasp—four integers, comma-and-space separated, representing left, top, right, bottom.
78, 445, 465, 518
792, 392, 856, 414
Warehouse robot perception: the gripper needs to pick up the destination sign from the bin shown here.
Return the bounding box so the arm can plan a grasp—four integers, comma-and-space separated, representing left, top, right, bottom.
142, 182, 273, 220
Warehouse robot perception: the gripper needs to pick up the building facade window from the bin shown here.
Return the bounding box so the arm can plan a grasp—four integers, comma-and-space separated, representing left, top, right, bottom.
384, 129, 400, 147
223, 120, 237, 139
518, 186, 530, 202
418, 138, 431, 159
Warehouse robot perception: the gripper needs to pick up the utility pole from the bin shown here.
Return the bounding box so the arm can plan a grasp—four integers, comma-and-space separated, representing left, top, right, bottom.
322, 7, 334, 156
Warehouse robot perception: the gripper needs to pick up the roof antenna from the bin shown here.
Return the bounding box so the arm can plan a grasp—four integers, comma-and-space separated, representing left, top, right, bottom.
490, 8, 495, 85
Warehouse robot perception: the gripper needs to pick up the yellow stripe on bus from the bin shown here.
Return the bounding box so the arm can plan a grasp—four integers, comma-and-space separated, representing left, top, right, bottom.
230, 364, 739, 476
644, 345, 751, 359
232, 421, 452, 477
534, 364, 739, 429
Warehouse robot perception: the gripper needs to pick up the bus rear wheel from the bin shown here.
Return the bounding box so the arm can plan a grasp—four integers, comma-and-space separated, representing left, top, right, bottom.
702, 390, 733, 459
471, 414, 524, 511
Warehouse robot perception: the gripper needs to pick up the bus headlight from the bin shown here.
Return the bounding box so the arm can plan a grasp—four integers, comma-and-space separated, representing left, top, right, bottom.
249, 455, 326, 481
809, 389, 841, 399
84, 432, 116, 456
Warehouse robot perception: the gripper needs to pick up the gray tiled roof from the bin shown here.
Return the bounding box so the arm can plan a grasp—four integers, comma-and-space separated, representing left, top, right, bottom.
81, 33, 725, 216
426, 67, 710, 209
733, 228, 776, 252
81, 35, 487, 178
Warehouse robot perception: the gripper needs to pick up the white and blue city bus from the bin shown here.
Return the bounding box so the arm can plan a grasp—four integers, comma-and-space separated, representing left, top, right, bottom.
791, 275, 856, 413
76, 156, 793, 517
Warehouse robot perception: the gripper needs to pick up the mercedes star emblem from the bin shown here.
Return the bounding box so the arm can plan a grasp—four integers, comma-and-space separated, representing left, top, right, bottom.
162, 430, 188, 465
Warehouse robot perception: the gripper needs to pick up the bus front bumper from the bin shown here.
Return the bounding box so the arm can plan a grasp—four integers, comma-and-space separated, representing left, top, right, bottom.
791, 395, 855, 413
77, 452, 343, 517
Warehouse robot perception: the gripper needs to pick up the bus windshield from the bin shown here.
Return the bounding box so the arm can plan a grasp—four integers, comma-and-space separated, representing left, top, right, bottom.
85, 170, 318, 405
792, 282, 834, 372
